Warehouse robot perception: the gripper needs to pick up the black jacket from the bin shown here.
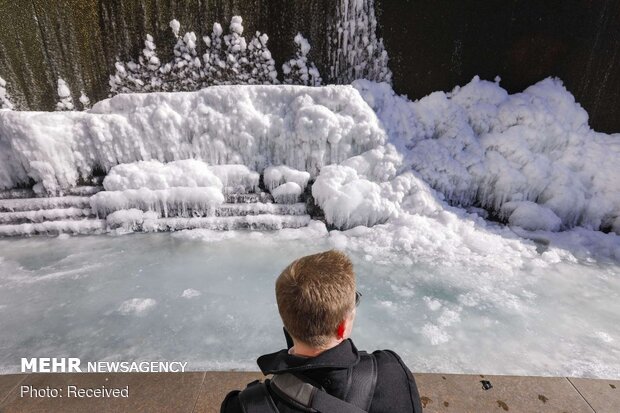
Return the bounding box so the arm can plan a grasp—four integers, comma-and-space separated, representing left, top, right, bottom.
220, 339, 423, 413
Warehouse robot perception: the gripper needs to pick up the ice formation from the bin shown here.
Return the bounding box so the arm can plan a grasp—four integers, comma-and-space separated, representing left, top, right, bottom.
282, 33, 322, 86
90, 187, 225, 218
0, 85, 384, 194
329, 0, 392, 83
246, 32, 278, 85
0, 77, 14, 110
110, 16, 279, 94
1, 74, 620, 238
55, 78, 74, 111
103, 160, 223, 191
312, 165, 396, 228
350, 77, 620, 234
79, 91, 91, 110
263, 165, 310, 192
271, 182, 302, 204
209, 165, 259, 193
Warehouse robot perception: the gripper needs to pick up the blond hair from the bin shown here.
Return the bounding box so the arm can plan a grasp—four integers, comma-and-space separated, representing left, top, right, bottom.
275, 250, 356, 348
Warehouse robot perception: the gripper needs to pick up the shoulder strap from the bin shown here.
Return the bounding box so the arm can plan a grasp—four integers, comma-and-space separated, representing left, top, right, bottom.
270, 373, 368, 413
238, 380, 279, 413
345, 352, 377, 411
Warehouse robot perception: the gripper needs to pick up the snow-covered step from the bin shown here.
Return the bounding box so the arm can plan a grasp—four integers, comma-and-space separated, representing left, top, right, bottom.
0, 219, 106, 237
0, 196, 91, 213
115, 214, 312, 232
65, 186, 103, 196
0, 188, 36, 200
213, 203, 307, 217
225, 192, 273, 204
0, 208, 94, 225
0, 186, 102, 199
93, 203, 307, 219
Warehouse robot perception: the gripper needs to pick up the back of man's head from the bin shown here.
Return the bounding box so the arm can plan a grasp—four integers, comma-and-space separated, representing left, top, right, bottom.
276, 250, 356, 349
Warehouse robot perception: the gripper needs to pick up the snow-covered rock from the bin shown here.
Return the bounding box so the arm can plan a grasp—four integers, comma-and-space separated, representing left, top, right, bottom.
312, 165, 396, 229
209, 164, 259, 193
263, 165, 310, 192
103, 160, 223, 191
271, 182, 302, 204
501, 201, 562, 232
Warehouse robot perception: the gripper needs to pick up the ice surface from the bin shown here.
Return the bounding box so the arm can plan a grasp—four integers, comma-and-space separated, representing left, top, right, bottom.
118, 298, 157, 316
181, 289, 201, 299
0, 230, 618, 378
0, 77, 619, 378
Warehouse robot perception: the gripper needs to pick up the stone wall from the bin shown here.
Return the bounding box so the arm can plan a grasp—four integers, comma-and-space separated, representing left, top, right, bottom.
376, 0, 620, 133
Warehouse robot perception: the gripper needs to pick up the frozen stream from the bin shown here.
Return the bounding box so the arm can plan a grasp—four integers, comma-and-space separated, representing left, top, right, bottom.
0, 228, 619, 378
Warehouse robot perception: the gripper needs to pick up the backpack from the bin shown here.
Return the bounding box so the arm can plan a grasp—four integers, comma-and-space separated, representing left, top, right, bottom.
238, 352, 378, 413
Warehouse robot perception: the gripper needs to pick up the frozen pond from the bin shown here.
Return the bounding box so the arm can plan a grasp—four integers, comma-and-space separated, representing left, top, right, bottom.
0, 229, 619, 378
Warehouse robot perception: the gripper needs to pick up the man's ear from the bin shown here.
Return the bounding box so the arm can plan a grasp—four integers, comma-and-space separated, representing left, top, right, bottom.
337, 321, 346, 340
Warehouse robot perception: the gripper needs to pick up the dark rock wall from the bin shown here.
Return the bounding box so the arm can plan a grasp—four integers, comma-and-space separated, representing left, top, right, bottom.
0, 0, 333, 111
376, 0, 620, 133
1, 0, 619, 132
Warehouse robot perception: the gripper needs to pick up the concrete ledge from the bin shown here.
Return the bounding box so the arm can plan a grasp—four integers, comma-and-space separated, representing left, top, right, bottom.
0, 372, 617, 412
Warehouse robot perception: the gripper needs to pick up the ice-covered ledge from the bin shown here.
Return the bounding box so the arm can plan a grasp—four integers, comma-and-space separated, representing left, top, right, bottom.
0, 371, 617, 412
0, 85, 385, 195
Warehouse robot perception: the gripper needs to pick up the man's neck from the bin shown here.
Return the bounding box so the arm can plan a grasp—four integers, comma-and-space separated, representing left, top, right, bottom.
290, 338, 343, 358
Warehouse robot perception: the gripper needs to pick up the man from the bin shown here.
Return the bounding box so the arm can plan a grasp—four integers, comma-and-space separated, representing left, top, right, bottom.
221, 250, 423, 413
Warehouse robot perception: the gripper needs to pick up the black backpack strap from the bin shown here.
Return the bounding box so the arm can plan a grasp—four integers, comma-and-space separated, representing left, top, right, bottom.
238, 380, 279, 413
345, 352, 377, 411
270, 373, 368, 413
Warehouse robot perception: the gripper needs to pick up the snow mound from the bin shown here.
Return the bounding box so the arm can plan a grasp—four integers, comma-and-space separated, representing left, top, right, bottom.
0, 85, 385, 194
209, 164, 259, 193
312, 165, 396, 229
263, 165, 310, 192
354, 77, 620, 234
501, 201, 562, 232
271, 182, 302, 204
104, 160, 222, 191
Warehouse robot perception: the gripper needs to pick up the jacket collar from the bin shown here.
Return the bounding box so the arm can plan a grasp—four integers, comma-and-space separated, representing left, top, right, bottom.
257, 339, 360, 375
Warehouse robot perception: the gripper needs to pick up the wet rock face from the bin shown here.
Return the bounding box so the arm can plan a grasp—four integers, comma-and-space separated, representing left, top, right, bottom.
0, 0, 334, 111
375, 0, 620, 133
